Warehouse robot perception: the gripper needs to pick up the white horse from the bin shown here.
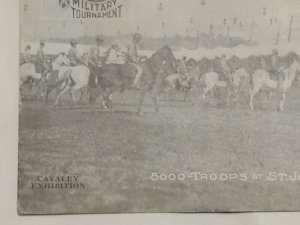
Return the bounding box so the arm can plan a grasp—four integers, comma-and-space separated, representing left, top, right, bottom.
249, 60, 300, 111
191, 67, 249, 105
190, 68, 249, 105
227, 68, 249, 104
52, 53, 90, 107
198, 71, 228, 101
51, 52, 70, 72
19, 63, 42, 87
20, 53, 69, 91
54, 66, 90, 106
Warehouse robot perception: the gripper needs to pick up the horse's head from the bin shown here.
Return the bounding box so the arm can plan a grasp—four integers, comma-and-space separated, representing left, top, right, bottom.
82, 52, 89, 66
240, 68, 249, 78
54, 52, 70, 66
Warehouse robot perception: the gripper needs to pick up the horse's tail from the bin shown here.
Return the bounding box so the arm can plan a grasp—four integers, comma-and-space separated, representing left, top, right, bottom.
198, 73, 206, 85
249, 72, 254, 94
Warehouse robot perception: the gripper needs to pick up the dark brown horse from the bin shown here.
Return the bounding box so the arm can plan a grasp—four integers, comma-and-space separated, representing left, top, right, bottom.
90, 45, 177, 114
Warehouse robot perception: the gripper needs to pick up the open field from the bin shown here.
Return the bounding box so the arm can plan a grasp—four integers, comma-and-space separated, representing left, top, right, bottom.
18, 82, 300, 214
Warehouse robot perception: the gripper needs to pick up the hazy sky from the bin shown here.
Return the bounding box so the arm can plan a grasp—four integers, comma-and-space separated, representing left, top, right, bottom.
21, 0, 300, 43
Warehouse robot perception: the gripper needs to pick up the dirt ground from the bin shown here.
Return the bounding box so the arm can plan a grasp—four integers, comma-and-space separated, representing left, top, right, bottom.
18, 82, 300, 214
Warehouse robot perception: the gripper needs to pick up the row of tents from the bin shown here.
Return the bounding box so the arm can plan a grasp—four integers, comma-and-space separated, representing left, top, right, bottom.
21, 41, 300, 75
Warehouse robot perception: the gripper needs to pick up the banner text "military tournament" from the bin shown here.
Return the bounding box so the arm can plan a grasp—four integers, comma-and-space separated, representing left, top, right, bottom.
71, 0, 124, 19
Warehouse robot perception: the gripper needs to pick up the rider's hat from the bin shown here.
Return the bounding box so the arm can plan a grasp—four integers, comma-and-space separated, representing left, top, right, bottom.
96, 35, 104, 43
221, 53, 226, 58
25, 45, 31, 50
40, 40, 45, 45
70, 39, 78, 46
133, 32, 142, 41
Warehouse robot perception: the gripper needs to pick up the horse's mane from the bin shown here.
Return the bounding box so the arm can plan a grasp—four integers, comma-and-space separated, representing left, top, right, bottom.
148, 45, 173, 60
53, 52, 66, 61
144, 45, 174, 72
141, 45, 175, 80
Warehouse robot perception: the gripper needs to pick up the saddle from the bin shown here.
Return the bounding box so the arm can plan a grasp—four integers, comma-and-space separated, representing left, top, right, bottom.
34, 63, 44, 74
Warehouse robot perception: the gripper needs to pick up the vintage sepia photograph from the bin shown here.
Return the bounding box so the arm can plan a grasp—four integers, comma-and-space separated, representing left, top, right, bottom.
18, 0, 300, 214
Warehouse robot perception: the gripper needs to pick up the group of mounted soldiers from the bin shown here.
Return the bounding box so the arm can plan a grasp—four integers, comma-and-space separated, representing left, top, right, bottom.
20, 33, 148, 89
20, 32, 285, 91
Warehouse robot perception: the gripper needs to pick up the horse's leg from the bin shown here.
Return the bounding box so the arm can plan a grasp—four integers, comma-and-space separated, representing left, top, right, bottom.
249, 92, 254, 111
278, 92, 286, 112
71, 89, 77, 104
235, 88, 239, 103
268, 91, 273, 99
149, 87, 159, 113
28, 78, 34, 90
234, 90, 239, 105
137, 87, 147, 114
78, 88, 85, 104
102, 86, 118, 109
163, 89, 167, 101
202, 84, 212, 101
164, 86, 172, 101
249, 81, 262, 111
44, 86, 51, 105
202, 88, 208, 101
226, 87, 232, 106
54, 85, 70, 107
183, 89, 189, 102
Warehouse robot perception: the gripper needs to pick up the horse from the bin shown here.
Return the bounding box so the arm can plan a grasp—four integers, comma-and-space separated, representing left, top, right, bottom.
89, 45, 177, 114
162, 63, 199, 102
226, 68, 249, 105
51, 52, 70, 72
196, 71, 228, 102
19, 63, 42, 87
20, 53, 69, 99
163, 73, 191, 101
188, 67, 249, 106
249, 60, 300, 111
45, 53, 90, 106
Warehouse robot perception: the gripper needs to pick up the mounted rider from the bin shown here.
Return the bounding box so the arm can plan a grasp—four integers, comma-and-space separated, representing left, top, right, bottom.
68, 39, 86, 66
220, 53, 234, 81
36, 40, 50, 79
176, 57, 189, 82
20, 45, 31, 65
270, 49, 285, 87
88, 35, 105, 87
126, 33, 147, 89
106, 33, 146, 89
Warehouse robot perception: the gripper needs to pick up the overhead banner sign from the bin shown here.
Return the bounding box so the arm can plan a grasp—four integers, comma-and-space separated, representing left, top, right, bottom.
42, 0, 131, 20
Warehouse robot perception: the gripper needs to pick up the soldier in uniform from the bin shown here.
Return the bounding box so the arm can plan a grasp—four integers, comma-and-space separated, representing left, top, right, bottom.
36, 40, 50, 79
270, 49, 284, 86
220, 54, 233, 81
68, 39, 85, 66
20, 45, 31, 65
88, 36, 105, 87
177, 58, 189, 80
126, 33, 147, 89
260, 56, 268, 71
